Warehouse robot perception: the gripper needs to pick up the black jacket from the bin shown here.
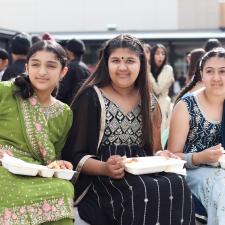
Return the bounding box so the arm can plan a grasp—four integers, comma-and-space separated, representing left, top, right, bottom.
2, 59, 26, 81
57, 59, 90, 105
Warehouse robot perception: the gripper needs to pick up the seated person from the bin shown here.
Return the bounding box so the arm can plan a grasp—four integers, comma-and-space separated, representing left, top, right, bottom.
2, 34, 31, 81
0, 40, 74, 225
62, 34, 195, 225
0, 48, 9, 81
168, 47, 225, 225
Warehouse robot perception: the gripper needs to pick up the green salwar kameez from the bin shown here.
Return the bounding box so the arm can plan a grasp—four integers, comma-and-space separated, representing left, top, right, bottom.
0, 81, 74, 225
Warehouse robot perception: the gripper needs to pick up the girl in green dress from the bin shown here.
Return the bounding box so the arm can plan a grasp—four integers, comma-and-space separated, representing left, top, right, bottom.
0, 41, 74, 225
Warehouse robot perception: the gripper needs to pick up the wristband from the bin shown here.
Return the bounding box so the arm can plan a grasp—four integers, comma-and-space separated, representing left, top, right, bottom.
184, 153, 199, 169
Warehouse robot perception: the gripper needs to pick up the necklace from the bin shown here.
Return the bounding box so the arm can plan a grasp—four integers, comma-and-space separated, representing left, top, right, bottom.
40, 107, 50, 118
40, 101, 56, 118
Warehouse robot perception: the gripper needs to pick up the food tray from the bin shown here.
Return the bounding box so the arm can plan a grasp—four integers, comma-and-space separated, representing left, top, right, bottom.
219, 155, 225, 168
1, 155, 76, 180
54, 169, 75, 180
4, 161, 40, 176
124, 156, 186, 175
205, 147, 225, 167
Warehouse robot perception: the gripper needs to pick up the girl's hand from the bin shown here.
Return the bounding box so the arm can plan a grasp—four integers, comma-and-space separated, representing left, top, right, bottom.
155, 150, 180, 159
105, 155, 125, 179
48, 160, 73, 170
0, 150, 13, 159
197, 144, 223, 164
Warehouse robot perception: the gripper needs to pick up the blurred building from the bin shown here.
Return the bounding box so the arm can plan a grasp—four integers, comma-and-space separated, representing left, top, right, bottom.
0, 28, 18, 49
1, 0, 225, 77
0, 0, 223, 32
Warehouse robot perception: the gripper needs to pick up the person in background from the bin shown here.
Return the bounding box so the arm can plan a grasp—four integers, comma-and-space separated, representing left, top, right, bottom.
203, 38, 222, 52
2, 34, 31, 81
0, 41, 74, 225
42, 32, 55, 41
185, 48, 206, 84
168, 47, 225, 225
143, 43, 151, 69
150, 43, 175, 132
162, 49, 205, 150
162, 48, 205, 146
57, 38, 90, 105
174, 48, 206, 105
171, 49, 208, 221
0, 48, 9, 81
186, 51, 191, 65
31, 35, 42, 45
62, 34, 195, 225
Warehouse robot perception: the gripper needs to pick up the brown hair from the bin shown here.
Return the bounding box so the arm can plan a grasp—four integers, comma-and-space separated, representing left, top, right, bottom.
186, 48, 205, 83
74, 34, 154, 155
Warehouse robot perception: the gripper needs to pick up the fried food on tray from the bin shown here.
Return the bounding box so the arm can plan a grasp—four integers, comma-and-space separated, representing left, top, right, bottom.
47, 161, 60, 169
125, 158, 139, 163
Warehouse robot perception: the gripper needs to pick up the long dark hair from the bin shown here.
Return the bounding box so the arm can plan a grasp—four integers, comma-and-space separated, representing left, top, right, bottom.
175, 47, 225, 104
175, 68, 202, 105
14, 40, 67, 99
150, 44, 167, 80
175, 49, 205, 104
187, 48, 205, 82
74, 34, 154, 155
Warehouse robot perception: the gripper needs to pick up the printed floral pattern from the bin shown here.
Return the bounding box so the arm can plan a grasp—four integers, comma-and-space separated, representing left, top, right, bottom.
0, 82, 74, 225
19, 95, 57, 164
0, 198, 73, 225
183, 95, 225, 224
183, 95, 221, 153
0, 144, 31, 157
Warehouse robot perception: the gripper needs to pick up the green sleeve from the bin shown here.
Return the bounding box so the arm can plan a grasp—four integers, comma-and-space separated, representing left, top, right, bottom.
54, 106, 73, 158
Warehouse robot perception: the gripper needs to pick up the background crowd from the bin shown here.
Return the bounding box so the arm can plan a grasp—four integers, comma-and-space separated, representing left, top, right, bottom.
0, 31, 225, 225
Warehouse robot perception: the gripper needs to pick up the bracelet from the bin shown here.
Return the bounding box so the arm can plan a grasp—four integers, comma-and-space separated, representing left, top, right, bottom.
183, 153, 199, 169
154, 150, 163, 156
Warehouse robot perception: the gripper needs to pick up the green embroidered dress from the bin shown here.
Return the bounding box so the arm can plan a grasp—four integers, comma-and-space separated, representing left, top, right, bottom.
0, 81, 74, 225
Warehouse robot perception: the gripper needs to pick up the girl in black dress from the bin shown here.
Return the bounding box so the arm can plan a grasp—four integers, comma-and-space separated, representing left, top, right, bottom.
62, 34, 195, 225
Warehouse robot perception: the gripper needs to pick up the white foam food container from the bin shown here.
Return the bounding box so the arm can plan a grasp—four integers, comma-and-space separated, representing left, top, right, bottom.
53, 169, 76, 180
1, 155, 76, 179
124, 156, 185, 175
1, 155, 38, 176
5, 161, 39, 176
2, 154, 27, 167
219, 155, 225, 168
37, 165, 55, 178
